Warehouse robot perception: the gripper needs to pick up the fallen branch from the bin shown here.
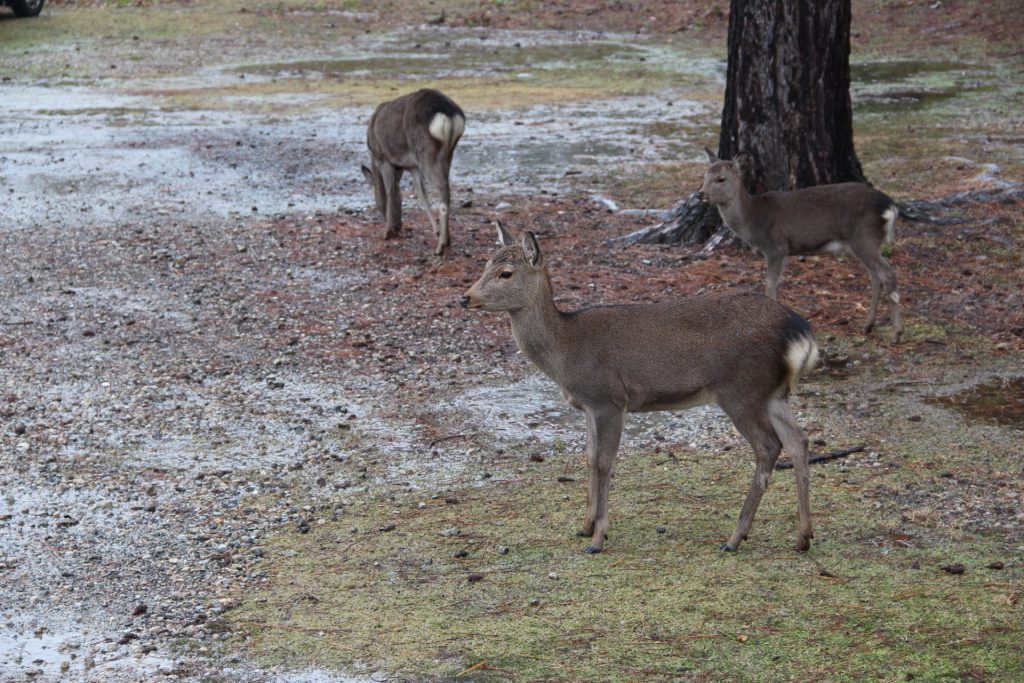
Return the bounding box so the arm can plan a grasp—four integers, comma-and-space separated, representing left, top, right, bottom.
456, 661, 487, 677
428, 432, 479, 448
775, 444, 865, 470
898, 185, 1024, 224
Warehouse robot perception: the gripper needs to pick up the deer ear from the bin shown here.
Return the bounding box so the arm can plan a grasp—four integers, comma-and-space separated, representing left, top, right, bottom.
732, 151, 753, 173
704, 146, 720, 163
494, 219, 515, 247
522, 232, 543, 268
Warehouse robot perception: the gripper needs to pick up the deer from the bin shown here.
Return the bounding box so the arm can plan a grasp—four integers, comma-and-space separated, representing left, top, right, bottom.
698, 148, 904, 343
462, 222, 820, 554
361, 89, 465, 256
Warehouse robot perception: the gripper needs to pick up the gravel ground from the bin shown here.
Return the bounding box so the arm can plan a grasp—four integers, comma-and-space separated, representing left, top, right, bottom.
0, 25, 715, 682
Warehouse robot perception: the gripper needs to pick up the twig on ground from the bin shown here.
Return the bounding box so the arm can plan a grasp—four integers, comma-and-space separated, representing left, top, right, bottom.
428, 432, 479, 448
456, 661, 487, 677
775, 444, 866, 469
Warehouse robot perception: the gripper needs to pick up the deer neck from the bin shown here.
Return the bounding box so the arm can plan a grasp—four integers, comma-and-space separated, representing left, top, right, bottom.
716, 189, 756, 242
508, 274, 569, 377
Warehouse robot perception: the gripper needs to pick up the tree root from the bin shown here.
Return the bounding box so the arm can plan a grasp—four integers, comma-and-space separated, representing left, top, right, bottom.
609, 191, 720, 247
899, 185, 1024, 225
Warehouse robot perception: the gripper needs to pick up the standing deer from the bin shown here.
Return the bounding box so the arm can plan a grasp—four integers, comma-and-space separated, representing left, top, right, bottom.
361, 89, 465, 256
699, 148, 904, 343
462, 222, 819, 554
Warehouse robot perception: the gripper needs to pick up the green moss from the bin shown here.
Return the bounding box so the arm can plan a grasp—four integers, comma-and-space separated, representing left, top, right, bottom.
229, 423, 1023, 681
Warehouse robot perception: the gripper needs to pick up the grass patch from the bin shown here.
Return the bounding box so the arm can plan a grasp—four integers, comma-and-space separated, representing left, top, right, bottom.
229, 412, 1023, 681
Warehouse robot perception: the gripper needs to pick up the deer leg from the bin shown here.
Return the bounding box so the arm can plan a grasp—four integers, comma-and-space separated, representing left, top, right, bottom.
581, 407, 624, 554
379, 162, 403, 239
764, 254, 787, 300
768, 397, 813, 551
361, 162, 386, 217
410, 169, 440, 238
856, 248, 904, 343
422, 161, 452, 256
721, 408, 781, 551
879, 259, 904, 344
864, 269, 881, 335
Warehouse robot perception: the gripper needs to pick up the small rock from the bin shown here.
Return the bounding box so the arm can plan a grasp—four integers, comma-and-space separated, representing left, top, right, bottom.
939, 563, 965, 575
498, 546, 510, 555
13, 422, 26, 435
441, 527, 460, 537
467, 573, 484, 583
378, 524, 396, 533
132, 604, 148, 616
548, 572, 559, 580
655, 525, 667, 534
297, 520, 310, 534
986, 561, 1005, 570
453, 549, 469, 558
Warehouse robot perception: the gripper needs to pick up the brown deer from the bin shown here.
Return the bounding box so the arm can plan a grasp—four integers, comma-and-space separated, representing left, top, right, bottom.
361, 89, 465, 256
462, 222, 819, 554
698, 148, 904, 343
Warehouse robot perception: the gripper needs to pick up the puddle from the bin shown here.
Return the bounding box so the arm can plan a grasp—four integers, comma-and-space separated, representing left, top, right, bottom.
0, 624, 173, 681
851, 59, 995, 113
926, 376, 1024, 430
0, 626, 84, 680
850, 59, 980, 83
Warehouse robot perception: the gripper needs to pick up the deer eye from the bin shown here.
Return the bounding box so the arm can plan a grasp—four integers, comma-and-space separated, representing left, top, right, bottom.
499, 271, 513, 279
716, 177, 726, 183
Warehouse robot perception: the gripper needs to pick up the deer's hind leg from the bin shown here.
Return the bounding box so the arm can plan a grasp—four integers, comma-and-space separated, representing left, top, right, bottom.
768, 396, 812, 551
379, 162, 403, 239
721, 404, 782, 552
410, 168, 440, 239
852, 243, 903, 343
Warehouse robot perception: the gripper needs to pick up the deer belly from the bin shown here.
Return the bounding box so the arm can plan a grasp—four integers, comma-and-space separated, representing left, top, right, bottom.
634, 388, 716, 413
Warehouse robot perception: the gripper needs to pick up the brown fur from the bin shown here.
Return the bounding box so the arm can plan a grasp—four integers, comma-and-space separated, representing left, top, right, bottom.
463, 224, 819, 554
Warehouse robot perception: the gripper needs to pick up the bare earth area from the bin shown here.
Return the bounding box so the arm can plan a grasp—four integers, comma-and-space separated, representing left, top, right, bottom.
1, 1, 1023, 681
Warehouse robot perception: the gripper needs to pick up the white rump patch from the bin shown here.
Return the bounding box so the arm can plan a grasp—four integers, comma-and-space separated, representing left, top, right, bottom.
882, 207, 898, 245
785, 336, 820, 392
428, 112, 464, 147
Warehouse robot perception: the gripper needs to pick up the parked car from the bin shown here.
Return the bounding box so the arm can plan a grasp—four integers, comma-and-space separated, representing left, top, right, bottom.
3, 0, 44, 17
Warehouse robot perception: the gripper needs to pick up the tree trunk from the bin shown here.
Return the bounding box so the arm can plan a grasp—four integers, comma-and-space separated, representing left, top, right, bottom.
615, 0, 865, 247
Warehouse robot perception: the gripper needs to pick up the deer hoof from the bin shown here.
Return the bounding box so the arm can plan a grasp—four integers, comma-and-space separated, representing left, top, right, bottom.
796, 535, 811, 552
576, 530, 589, 537
584, 545, 602, 554
720, 542, 738, 552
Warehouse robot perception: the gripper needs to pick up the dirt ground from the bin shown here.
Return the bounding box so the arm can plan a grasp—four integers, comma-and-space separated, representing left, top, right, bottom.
1, 1, 1023, 681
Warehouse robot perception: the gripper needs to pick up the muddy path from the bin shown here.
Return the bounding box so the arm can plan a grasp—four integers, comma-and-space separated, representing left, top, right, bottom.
2, 3, 1024, 682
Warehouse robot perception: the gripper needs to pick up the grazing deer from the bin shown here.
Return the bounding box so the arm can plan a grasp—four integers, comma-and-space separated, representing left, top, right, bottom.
698, 148, 904, 343
361, 89, 465, 256
462, 222, 819, 554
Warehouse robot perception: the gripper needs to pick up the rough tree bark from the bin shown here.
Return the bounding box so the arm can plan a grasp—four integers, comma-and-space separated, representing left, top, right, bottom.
616, 0, 866, 247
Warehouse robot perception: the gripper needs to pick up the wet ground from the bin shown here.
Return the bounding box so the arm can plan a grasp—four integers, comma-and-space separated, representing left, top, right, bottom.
2, 3, 1023, 682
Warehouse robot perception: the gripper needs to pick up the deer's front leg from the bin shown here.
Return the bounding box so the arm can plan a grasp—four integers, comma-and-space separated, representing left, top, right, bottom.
764, 253, 787, 300
581, 407, 624, 554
